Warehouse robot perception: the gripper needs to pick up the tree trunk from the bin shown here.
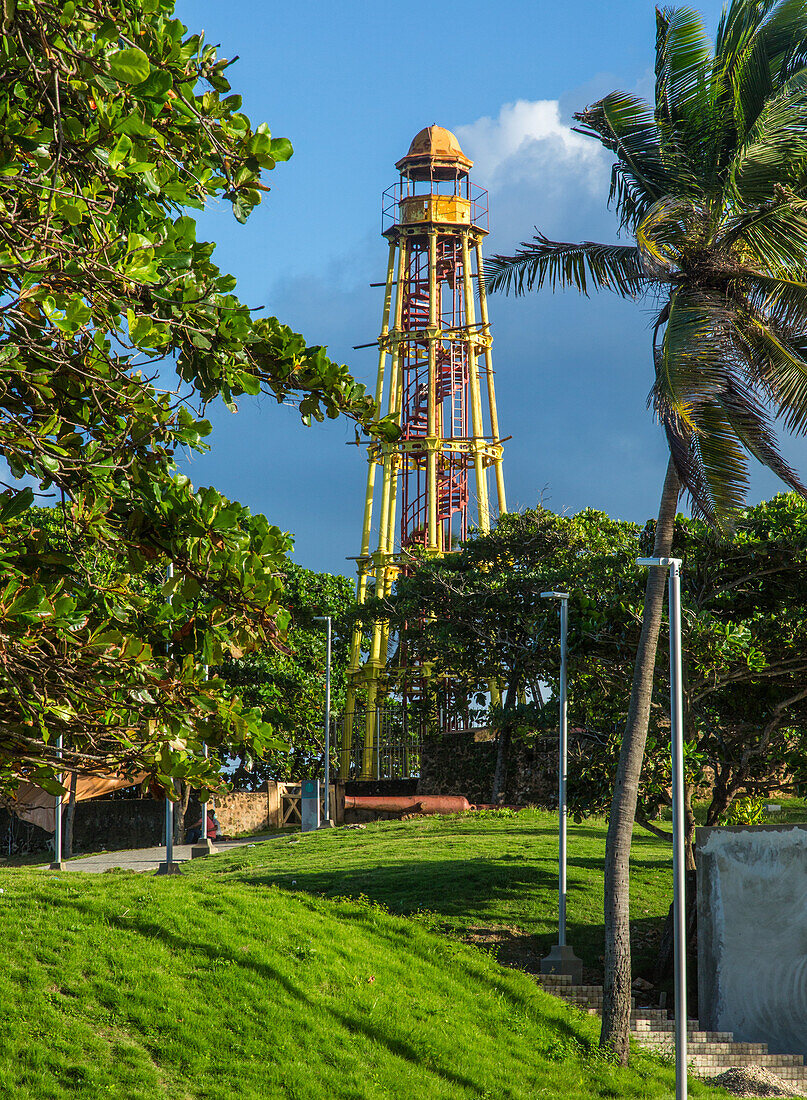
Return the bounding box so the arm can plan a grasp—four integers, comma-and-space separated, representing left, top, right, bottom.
63, 770, 78, 859
684, 781, 697, 872
652, 867, 697, 996
491, 671, 520, 803
175, 780, 191, 844
491, 728, 511, 804
600, 455, 680, 1063
706, 782, 733, 827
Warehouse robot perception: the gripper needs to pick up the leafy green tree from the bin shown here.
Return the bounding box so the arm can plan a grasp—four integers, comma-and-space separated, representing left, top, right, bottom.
216, 560, 353, 786
384, 496, 807, 858
486, 0, 807, 1058
0, 1, 390, 797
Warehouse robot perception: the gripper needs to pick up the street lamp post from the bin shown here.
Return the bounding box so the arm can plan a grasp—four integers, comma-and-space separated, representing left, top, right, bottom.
49, 732, 65, 870
191, 666, 216, 858
313, 616, 333, 826
157, 561, 182, 875
539, 591, 582, 985
637, 556, 687, 1100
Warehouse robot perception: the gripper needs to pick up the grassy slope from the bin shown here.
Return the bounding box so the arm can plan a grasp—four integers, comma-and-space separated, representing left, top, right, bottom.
0, 813, 736, 1099
192, 809, 674, 975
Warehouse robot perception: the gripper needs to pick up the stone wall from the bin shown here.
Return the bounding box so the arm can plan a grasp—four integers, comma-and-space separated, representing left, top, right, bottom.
0, 798, 165, 856
209, 789, 275, 835
417, 730, 562, 806
1, 785, 279, 857
344, 779, 418, 798
697, 823, 807, 1058
74, 798, 165, 850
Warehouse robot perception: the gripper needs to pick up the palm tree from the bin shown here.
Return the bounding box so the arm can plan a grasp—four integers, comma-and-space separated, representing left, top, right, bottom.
486, 0, 807, 1063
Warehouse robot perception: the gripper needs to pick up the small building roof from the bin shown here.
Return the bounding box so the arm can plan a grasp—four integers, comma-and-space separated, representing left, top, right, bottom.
395, 125, 473, 181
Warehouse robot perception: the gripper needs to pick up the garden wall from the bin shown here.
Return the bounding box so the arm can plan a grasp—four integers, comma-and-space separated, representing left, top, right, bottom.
0, 798, 165, 856
189, 788, 277, 836
1, 785, 279, 857
417, 729, 564, 805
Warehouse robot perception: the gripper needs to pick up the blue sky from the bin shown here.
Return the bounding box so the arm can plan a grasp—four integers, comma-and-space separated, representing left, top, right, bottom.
173, 0, 801, 577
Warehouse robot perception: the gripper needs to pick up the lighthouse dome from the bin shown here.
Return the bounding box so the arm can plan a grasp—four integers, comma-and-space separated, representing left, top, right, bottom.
395, 124, 473, 181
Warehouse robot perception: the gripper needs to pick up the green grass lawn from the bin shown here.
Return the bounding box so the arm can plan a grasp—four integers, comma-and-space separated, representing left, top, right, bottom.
0, 809, 743, 1099
189, 808, 675, 976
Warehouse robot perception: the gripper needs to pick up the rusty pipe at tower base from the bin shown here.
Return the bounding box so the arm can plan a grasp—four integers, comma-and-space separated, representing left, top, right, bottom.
343, 795, 523, 816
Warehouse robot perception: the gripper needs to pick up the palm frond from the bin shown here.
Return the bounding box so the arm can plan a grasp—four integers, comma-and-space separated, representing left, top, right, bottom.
719, 373, 807, 494
733, 270, 807, 329
654, 289, 730, 427
714, 1, 807, 158
727, 75, 807, 204
573, 93, 682, 228
734, 311, 807, 432
691, 398, 753, 517
650, 288, 757, 521
709, 0, 781, 176
721, 199, 807, 272
754, 0, 807, 84
484, 235, 646, 298
729, 18, 775, 138
655, 6, 716, 130
716, 0, 781, 68
653, 384, 718, 521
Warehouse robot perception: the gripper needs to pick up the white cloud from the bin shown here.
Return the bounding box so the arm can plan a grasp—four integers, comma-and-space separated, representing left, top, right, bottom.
456, 99, 607, 194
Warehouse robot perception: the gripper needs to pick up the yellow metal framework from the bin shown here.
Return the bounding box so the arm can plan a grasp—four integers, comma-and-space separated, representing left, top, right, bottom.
341, 127, 507, 779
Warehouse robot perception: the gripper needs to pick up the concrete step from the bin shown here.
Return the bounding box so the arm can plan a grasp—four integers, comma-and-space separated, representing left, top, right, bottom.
689, 1053, 805, 1070
534, 974, 807, 1086
639, 1029, 749, 1043
633, 1016, 709, 1031
633, 1007, 699, 1024
641, 1038, 769, 1055
552, 995, 637, 1009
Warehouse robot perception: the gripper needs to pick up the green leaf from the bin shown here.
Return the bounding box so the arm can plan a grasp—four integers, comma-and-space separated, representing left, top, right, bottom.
65, 297, 92, 327
0, 487, 33, 522
108, 134, 133, 169
129, 315, 153, 344
58, 202, 83, 225
138, 70, 172, 99
107, 48, 151, 86
270, 137, 293, 162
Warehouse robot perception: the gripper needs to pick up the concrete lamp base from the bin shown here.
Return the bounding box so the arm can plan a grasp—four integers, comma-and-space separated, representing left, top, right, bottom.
155, 861, 183, 876
191, 839, 216, 858
540, 943, 583, 985
318, 820, 336, 830
48, 861, 66, 871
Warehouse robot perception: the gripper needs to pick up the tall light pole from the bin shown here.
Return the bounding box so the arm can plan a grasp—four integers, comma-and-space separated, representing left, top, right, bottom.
157, 561, 181, 874
539, 591, 582, 985
313, 616, 332, 826
191, 667, 215, 858
637, 556, 687, 1100
49, 732, 65, 870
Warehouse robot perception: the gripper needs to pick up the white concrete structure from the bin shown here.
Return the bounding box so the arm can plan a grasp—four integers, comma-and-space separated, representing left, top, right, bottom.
697, 823, 807, 1059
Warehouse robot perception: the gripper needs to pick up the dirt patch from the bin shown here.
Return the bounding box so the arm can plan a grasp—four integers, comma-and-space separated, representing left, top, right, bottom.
461, 925, 543, 972
459, 925, 602, 984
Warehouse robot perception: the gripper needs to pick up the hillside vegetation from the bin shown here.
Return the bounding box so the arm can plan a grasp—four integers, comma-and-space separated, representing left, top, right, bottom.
0, 812, 736, 1099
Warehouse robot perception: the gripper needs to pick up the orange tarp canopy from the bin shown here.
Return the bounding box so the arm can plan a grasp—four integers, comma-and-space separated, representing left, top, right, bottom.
6, 773, 147, 833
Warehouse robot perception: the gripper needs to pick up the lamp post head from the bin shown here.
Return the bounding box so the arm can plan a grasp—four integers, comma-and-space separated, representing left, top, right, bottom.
540, 591, 569, 600
312, 616, 331, 623
636, 557, 682, 570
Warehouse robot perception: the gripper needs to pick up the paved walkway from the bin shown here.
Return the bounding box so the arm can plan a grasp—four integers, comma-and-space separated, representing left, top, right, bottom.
42, 833, 282, 873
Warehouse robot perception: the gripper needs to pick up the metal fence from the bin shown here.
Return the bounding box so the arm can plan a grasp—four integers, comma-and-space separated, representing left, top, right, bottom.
341, 704, 423, 779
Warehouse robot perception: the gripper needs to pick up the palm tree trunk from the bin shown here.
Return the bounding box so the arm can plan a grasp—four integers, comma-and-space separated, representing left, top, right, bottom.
600, 455, 680, 1063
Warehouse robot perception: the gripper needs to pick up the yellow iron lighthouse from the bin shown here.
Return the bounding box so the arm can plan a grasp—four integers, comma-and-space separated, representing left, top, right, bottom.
341, 125, 507, 779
